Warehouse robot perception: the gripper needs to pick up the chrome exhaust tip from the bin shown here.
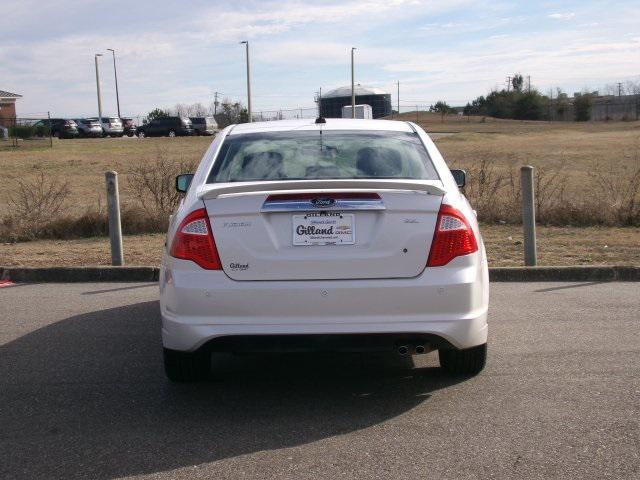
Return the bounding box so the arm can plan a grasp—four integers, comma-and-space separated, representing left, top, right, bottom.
415, 345, 426, 355
397, 345, 409, 356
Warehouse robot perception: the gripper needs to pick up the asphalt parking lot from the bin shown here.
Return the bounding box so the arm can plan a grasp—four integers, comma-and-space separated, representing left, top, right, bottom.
1, 282, 638, 479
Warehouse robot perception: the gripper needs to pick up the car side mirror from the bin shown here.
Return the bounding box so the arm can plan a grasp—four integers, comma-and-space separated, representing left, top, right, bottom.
450, 169, 466, 188
175, 173, 194, 193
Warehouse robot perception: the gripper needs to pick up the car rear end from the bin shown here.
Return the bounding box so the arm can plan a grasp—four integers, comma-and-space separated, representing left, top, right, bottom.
102, 117, 124, 136
60, 119, 79, 138
122, 118, 137, 137
79, 118, 103, 137
177, 117, 195, 136
160, 120, 488, 381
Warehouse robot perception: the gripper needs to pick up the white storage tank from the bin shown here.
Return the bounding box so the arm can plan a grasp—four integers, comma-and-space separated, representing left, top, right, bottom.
341, 104, 373, 119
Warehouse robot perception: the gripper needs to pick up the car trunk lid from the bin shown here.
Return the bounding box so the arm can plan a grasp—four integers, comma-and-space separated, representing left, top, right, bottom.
200, 179, 445, 281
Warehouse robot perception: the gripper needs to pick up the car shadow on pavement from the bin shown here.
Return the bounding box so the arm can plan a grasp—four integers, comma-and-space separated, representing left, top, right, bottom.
0, 301, 466, 479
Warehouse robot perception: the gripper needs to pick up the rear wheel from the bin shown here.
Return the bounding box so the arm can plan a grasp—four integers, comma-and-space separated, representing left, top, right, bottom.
168, 130, 176, 137
163, 348, 210, 382
138, 131, 145, 138
439, 343, 487, 375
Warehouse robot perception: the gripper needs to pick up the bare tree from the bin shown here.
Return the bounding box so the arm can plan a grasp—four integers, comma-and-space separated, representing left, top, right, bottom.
190, 102, 207, 117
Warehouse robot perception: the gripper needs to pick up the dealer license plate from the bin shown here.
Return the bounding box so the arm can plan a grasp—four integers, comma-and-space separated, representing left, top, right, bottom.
292, 212, 355, 246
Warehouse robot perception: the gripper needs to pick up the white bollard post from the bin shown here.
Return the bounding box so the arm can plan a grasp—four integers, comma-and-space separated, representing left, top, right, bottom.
520, 166, 537, 266
105, 171, 124, 266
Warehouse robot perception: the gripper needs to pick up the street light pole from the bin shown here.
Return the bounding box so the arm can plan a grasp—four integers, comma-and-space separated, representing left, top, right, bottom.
240, 41, 252, 122
107, 48, 121, 118
351, 47, 356, 118
94, 53, 103, 122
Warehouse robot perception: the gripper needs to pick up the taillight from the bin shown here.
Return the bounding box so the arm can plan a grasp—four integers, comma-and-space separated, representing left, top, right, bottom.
427, 204, 478, 267
169, 208, 221, 269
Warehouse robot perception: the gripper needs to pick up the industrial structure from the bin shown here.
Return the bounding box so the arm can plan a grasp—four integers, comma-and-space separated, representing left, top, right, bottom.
319, 85, 392, 119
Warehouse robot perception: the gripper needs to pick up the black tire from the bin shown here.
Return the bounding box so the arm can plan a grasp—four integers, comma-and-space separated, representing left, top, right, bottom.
163, 348, 210, 382
439, 343, 487, 375
168, 130, 176, 137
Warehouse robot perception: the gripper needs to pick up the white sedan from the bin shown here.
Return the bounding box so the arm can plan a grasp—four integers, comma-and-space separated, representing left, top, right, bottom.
160, 118, 488, 381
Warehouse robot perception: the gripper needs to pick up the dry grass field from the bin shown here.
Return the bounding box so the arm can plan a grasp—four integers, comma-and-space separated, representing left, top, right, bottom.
0, 117, 638, 266
1, 118, 638, 219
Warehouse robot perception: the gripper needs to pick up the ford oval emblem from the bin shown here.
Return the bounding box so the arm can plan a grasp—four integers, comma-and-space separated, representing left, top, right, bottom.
311, 197, 336, 208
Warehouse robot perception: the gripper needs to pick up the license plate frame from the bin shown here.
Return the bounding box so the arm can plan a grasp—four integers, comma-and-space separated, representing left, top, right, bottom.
292, 212, 355, 246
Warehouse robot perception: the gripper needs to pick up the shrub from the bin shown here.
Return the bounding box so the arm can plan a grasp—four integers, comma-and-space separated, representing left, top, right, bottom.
6, 172, 70, 239
574, 94, 592, 122
127, 151, 198, 226
8, 125, 36, 139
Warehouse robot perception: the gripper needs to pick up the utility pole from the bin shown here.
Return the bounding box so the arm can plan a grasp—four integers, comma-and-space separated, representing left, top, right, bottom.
397, 80, 400, 117
94, 53, 103, 122
213, 91, 219, 115
506, 76, 512, 92
240, 41, 252, 122
351, 47, 357, 118
106, 49, 121, 118
617, 82, 623, 97
527, 75, 531, 93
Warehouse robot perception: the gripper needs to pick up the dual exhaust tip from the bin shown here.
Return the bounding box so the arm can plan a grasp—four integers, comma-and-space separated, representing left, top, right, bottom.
398, 345, 426, 356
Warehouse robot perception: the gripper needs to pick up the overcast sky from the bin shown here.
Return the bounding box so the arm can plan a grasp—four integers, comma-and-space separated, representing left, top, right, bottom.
2, 0, 639, 118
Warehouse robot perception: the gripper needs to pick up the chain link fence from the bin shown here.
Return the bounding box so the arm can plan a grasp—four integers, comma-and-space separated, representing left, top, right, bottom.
1, 115, 53, 150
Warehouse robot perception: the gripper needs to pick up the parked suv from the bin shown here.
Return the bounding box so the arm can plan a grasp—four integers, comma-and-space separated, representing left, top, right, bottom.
75, 118, 103, 138
100, 117, 124, 137
190, 117, 218, 136
121, 118, 137, 137
33, 119, 78, 139
160, 118, 489, 382
137, 117, 194, 137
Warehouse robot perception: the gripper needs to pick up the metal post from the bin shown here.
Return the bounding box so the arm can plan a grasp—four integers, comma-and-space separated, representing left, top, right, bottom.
520, 166, 537, 266
397, 81, 400, 118
107, 49, 121, 118
94, 54, 103, 123
240, 41, 252, 122
105, 171, 124, 266
351, 47, 356, 118
47, 111, 52, 148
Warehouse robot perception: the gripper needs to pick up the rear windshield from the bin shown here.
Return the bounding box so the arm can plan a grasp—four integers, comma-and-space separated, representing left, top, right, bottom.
208, 130, 438, 183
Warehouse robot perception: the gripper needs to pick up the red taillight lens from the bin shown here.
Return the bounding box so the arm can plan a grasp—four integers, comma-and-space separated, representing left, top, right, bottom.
169, 208, 221, 269
427, 204, 478, 267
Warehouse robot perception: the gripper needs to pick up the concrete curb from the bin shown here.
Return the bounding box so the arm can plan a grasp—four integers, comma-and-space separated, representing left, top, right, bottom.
0, 266, 159, 283
1, 265, 639, 283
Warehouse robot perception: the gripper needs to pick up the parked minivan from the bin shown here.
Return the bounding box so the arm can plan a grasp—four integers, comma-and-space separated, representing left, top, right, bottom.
190, 117, 218, 136
137, 117, 194, 137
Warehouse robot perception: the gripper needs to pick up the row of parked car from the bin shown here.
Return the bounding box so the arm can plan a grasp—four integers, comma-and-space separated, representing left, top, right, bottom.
35, 116, 218, 139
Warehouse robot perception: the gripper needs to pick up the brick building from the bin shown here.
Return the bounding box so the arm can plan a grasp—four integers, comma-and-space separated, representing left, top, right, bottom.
0, 90, 22, 127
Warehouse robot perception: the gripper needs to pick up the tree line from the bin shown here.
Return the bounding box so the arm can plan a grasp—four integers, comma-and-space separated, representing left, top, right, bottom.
146, 99, 249, 127
457, 74, 640, 122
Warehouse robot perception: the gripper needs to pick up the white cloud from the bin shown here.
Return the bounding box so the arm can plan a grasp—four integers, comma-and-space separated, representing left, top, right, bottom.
548, 12, 575, 20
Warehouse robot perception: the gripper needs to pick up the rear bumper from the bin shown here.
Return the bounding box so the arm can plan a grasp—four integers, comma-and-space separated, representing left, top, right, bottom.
160, 253, 489, 352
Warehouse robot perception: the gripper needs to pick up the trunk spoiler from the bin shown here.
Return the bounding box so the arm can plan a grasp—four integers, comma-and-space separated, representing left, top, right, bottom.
198, 179, 446, 200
